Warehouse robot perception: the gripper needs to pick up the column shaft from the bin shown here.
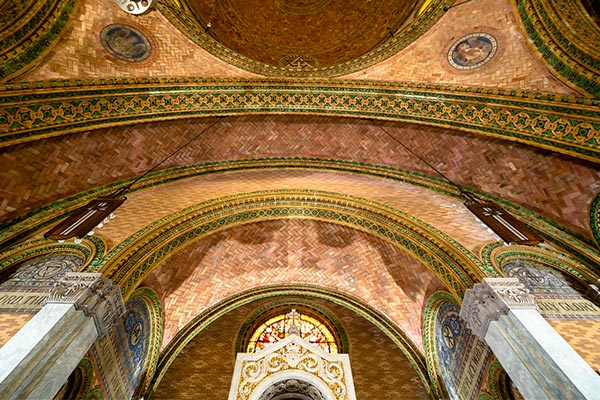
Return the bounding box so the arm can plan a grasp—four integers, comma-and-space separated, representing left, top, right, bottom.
0, 273, 124, 400
461, 278, 600, 400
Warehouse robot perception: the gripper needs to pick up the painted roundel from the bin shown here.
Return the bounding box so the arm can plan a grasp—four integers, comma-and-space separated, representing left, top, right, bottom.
447, 32, 497, 70
100, 24, 152, 62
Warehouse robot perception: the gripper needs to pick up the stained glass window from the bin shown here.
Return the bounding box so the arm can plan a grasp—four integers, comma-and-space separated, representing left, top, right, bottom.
246, 309, 338, 353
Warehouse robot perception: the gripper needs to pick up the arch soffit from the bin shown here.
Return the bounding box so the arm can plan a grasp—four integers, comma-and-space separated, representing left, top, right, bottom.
148, 284, 434, 399
2, 159, 596, 275
1, 80, 599, 163
97, 190, 486, 301
420, 290, 457, 400
0, 236, 104, 275
481, 242, 600, 284
511, 0, 600, 97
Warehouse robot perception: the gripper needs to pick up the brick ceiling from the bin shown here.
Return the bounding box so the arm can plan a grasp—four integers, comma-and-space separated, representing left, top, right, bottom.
182, 0, 419, 68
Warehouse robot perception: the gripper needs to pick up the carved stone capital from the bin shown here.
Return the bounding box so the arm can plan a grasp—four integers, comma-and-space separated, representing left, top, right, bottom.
460, 278, 536, 339
48, 273, 125, 336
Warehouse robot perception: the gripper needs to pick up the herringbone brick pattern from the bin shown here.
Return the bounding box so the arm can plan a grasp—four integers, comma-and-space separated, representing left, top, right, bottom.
18, 0, 259, 82
18, 0, 571, 97
548, 319, 600, 372
97, 168, 496, 253
342, 0, 574, 94
4, 116, 597, 240
142, 219, 445, 351
0, 313, 34, 346
152, 296, 430, 400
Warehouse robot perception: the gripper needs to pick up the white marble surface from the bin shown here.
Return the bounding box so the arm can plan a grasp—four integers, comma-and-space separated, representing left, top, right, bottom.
486, 309, 600, 400
0, 304, 98, 399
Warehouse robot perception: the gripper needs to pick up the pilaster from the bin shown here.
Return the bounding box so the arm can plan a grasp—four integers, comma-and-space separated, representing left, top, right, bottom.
0, 273, 124, 400
460, 278, 600, 400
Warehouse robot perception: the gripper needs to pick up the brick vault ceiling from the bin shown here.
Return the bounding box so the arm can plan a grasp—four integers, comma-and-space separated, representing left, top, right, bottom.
182, 0, 419, 68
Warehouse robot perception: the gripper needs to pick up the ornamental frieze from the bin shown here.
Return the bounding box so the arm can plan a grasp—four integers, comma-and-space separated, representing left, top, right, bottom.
0, 79, 599, 162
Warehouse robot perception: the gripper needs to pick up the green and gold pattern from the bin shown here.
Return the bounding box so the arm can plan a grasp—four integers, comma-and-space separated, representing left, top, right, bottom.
0, 0, 80, 82
1, 79, 599, 161
148, 284, 432, 399
0, 236, 103, 275
60, 357, 94, 400
127, 288, 163, 398
513, 0, 600, 97
591, 191, 600, 248
481, 242, 598, 285
98, 190, 483, 300
422, 291, 455, 400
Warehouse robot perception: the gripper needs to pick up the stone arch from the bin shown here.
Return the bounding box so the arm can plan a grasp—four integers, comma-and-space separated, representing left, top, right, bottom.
483, 243, 598, 285
250, 372, 336, 400
99, 190, 484, 301
0, 236, 103, 276
147, 284, 433, 399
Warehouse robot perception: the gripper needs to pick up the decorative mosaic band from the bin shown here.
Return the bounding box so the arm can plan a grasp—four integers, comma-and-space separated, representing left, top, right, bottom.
1, 79, 599, 161
0, 0, 80, 81
422, 291, 457, 399
513, 0, 600, 97
480, 242, 597, 285
99, 190, 481, 300
591, 192, 600, 248
148, 284, 431, 399
0, 237, 102, 275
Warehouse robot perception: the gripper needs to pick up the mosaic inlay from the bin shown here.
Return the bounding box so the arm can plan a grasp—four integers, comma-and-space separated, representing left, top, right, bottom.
447, 33, 497, 70
122, 295, 151, 388
100, 24, 152, 62
503, 261, 600, 319
434, 301, 492, 399
279, 54, 319, 69
0, 254, 83, 312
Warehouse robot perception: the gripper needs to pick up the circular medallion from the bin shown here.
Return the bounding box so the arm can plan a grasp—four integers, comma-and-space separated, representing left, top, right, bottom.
447, 32, 497, 70
100, 24, 152, 62
129, 322, 143, 346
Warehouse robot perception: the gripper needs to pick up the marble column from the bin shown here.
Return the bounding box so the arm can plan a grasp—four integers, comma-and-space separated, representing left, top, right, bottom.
460, 278, 600, 400
0, 273, 125, 400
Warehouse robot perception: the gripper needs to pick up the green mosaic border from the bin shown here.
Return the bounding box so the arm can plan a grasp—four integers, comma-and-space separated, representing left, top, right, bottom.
480, 242, 598, 284
0, 236, 104, 275
591, 191, 600, 248
84, 389, 104, 400
514, 0, 600, 97
146, 284, 432, 399
0, 0, 80, 81
1, 79, 599, 161
487, 361, 508, 400
421, 291, 456, 400
158, 0, 448, 77
128, 288, 163, 398
1, 158, 597, 274
71, 357, 94, 400
100, 190, 482, 301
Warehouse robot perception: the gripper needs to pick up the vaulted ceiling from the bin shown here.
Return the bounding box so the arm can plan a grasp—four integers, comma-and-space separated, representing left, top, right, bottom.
0, 0, 599, 398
